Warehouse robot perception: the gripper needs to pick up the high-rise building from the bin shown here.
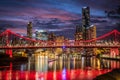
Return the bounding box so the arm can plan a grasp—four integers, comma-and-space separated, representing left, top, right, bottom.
82, 6, 90, 28
88, 25, 96, 39
27, 22, 32, 38
48, 32, 56, 41
75, 25, 83, 40
82, 7, 90, 40
74, 25, 84, 53
81, 7, 94, 67
88, 25, 97, 55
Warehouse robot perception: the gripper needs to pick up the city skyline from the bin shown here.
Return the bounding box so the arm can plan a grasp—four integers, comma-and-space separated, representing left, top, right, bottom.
0, 0, 120, 39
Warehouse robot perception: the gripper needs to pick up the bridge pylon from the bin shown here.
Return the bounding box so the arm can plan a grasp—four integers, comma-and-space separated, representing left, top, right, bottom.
110, 48, 119, 57
5, 30, 13, 58
6, 49, 12, 58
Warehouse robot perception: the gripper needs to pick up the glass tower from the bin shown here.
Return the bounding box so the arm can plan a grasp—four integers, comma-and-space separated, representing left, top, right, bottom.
82, 7, 90, 40
27, 22, 32, 38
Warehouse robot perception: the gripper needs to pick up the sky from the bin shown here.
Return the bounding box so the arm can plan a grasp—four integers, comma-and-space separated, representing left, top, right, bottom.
0, 0, 120, 39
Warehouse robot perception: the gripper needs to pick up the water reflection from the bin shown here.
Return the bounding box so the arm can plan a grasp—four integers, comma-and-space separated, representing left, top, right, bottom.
0, 54, 120, 80
35, 56, 48, 72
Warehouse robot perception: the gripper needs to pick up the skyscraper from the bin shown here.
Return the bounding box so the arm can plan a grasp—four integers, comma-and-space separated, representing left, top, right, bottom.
88, 25, 97, 55
75, 25, 83, 40
27, 22, 32, 38
88, 25, 96, 39
48, 32, 56, 41
82, 6, 90, 40
82, 6, 90, 28
81, 7, 92, 67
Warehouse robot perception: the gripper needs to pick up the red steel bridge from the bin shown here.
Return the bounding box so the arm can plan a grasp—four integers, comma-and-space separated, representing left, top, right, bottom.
0, 29, 120, 57
0, 29, 120, 49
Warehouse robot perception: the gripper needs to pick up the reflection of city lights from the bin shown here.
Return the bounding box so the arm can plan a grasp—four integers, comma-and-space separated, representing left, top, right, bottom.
81, 57, 85, 69
48, 62, 54, 68
53, 71, 56, 80
87, 70, 92, 77
62, 68, 66, 80
21, 64, 25, 71
62, 46, 66, 49
63, 68, 66, 74
71, 70, 75, 79
0, 72, 1, 80
36, 72, 38, 80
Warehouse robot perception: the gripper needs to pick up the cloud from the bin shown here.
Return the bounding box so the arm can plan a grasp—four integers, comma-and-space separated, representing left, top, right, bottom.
7, 28, 27, 35
91, 17, 108, 23
67, 19, 81, 25
0, 0, 120, 39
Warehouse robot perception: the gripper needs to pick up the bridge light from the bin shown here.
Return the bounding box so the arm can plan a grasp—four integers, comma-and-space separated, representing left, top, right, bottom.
62, 46, 66, 49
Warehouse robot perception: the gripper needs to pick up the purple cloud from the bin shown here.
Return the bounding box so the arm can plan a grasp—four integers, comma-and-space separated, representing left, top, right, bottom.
0, 0, 120, 39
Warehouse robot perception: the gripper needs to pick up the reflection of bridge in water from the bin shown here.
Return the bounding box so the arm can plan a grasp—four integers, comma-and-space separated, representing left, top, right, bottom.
0, 29, 120, 57
0, 56, 115, 80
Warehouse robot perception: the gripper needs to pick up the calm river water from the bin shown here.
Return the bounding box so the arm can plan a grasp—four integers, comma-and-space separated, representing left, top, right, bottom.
0, 54, 120, 80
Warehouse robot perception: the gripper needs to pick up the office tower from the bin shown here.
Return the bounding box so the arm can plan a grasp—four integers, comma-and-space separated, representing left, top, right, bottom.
82, 7, 91, 67
48, 32, 56, 41
89, 25, 97, 55
88, 25, 96, 39
27, 22, 32, 38
82, 6, 90, 40
82, 6, 90, 28
75, 25, 83, 40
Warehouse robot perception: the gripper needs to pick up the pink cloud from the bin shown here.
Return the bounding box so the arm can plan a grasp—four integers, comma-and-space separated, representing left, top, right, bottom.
0, 7, 79, 21
8, 28, 27, 35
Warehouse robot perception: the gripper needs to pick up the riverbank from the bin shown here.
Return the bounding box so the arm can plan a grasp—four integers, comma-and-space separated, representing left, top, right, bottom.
0, 53, 28, 66
93, 69, 120, 80
101, 56, 120, 60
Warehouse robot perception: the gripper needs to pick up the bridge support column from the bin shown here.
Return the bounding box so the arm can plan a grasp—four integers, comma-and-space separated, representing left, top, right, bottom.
6, 49, 12, 58
110, 48, 119, 57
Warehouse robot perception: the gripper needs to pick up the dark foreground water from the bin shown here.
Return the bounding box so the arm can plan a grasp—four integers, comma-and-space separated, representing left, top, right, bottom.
0, 54, 120, 80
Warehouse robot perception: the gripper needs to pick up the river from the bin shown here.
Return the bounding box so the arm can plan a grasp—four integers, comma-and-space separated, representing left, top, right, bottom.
0, 53, 120, 80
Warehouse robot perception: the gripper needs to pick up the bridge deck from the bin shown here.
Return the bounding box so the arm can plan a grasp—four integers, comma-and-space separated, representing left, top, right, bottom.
0, 45, 120, 49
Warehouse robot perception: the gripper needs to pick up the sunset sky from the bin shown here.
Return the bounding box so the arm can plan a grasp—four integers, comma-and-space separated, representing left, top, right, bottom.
0, 0, 120, 39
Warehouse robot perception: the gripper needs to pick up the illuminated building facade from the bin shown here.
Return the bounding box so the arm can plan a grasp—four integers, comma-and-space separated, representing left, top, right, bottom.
35, 30, 48, 40
27, 22, 32, 38
82, 6, 90, 40
88, 25, 97, 54
75, 25, 83, 41
55, 35, 65, 55
48, 32, 56, 41
88, 25, 96, 39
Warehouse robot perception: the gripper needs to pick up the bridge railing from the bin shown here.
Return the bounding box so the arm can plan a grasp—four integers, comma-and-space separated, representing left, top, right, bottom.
0, 39, 120, 48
